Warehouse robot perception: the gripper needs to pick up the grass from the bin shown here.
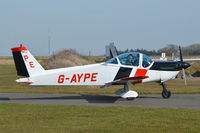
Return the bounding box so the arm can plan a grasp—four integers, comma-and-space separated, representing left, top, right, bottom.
1, 63, 200, 95
0, 103, 199, 133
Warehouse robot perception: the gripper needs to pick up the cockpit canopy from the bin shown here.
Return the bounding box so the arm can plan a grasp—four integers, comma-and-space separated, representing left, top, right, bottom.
142, 54, 153, 67
118, 53, 139, 66
105, 52, 153, 68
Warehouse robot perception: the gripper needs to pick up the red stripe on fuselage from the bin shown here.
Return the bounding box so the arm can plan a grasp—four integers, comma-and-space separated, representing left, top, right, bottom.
133, 69, 148, 85
134, 69, 148, 77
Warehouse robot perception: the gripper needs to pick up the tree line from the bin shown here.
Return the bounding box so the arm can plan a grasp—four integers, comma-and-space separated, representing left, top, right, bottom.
118, 44, 200, 56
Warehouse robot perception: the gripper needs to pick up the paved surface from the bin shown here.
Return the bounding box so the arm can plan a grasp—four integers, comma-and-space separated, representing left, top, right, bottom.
0, 93, 199, 109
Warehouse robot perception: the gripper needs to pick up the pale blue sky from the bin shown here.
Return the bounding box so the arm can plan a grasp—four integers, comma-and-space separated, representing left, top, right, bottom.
1, 0, 200, 56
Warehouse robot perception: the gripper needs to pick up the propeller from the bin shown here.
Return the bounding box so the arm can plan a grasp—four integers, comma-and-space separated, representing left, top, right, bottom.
179, 46, 189, 85
179, 46, 183, 62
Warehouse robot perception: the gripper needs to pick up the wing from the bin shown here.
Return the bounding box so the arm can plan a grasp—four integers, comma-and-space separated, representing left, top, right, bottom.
101, 75, 149, 89
153, 59, 200, 62
183, 59, 200, 62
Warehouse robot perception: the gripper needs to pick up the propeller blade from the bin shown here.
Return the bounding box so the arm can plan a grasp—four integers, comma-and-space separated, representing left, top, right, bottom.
182, 68, 187, 85
179, 45, 183, 62
179, 46, 189, 85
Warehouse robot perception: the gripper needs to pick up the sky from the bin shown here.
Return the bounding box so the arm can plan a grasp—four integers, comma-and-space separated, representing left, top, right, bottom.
1, 0, 200, 56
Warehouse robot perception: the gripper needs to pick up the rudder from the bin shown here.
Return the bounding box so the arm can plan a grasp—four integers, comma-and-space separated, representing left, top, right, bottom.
11, 44, 45, 77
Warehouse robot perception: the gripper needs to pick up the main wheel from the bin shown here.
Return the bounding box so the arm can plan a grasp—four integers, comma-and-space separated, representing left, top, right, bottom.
162, 90, 171, 99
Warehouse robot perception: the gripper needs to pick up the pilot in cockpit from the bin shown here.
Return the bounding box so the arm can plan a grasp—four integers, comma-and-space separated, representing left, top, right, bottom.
125, 53, 139, 66
126, 54, 135, 66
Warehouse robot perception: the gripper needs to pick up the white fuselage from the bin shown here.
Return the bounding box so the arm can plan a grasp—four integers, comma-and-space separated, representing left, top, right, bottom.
20, 62, 179, 86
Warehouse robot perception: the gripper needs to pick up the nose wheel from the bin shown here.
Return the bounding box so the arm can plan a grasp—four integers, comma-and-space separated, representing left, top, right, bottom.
161, 83, 171, 99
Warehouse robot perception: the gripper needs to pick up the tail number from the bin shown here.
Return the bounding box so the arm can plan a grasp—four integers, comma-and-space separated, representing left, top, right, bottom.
58, 73, 98, 84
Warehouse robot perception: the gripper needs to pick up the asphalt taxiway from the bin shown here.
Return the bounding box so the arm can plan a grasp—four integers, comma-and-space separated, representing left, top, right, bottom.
0, 93, 199, 109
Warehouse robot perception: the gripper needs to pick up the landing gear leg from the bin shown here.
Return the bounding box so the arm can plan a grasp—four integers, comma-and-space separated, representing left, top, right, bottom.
115, 83, 138, 100
161, 83, 171, 99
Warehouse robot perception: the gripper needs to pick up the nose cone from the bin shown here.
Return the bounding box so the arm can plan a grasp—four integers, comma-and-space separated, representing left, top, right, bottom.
181, 62, 191, 69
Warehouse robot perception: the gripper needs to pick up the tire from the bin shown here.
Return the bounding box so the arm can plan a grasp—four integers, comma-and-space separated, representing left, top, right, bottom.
162, 90, 171, 99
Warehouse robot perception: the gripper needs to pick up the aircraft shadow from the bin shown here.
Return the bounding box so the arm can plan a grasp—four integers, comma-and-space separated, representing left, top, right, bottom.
0, 97, 10, 100
7, 95, 121, 104
137, 96, 162, 99
0, 95, 162, 104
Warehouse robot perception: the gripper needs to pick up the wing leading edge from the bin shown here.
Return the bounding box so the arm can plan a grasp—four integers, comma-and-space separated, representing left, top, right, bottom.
101, 75, 149, 89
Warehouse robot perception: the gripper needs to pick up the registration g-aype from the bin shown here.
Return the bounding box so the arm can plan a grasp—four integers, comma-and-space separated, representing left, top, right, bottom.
11, 44, 191, 100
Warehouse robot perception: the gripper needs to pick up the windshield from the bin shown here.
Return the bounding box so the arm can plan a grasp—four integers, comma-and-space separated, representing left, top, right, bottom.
105, 58, 118, 64
118, 52, 139, 66
142, 54, 153, 67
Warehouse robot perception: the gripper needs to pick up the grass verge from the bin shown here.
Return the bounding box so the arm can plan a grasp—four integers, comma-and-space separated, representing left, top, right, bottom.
0, 103, 199, 133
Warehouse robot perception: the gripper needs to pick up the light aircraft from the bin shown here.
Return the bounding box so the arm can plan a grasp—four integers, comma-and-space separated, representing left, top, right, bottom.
11, 44, 192, 100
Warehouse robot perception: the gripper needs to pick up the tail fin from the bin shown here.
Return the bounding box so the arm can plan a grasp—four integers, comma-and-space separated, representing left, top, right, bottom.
105, 42, 118, 58
11, 44, 45, 77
